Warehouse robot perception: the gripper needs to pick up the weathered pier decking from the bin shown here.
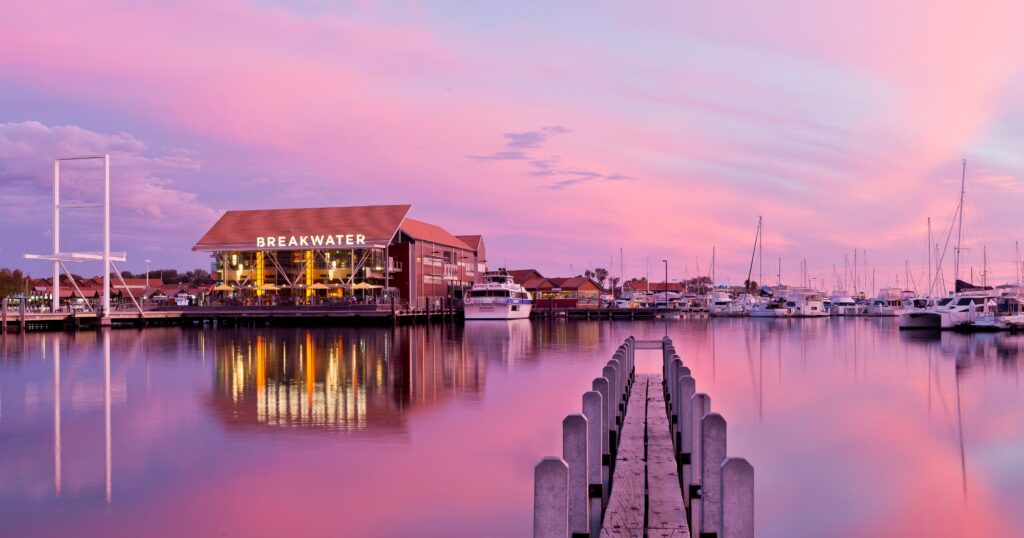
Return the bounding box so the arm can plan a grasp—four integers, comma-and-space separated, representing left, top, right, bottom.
0, 300, 459, 332
534, 337, 754, 538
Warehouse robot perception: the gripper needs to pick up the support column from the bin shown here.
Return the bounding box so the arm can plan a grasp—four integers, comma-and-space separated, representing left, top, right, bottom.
52, 159, 60, 313
101, 154, 110, 322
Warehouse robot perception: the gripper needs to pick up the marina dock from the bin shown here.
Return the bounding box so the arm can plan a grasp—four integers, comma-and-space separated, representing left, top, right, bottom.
533, 337, 754, 538
0, 302, 460, 332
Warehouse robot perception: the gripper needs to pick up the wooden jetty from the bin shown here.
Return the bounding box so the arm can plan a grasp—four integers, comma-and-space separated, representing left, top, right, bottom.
533, 337, 754, 538
0, 299, 460, 332
531, 308, 704, 320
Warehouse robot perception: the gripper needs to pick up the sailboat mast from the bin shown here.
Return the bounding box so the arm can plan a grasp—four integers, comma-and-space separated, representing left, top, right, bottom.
712, 246, 716, 289
619, 247, 624, 298
759, 218, 763, 288
954, 158, 966, 286
927, 217, 933, 297
982, 245, 987, 288
1016, 241, 1021, 287
745, 216, 762, 289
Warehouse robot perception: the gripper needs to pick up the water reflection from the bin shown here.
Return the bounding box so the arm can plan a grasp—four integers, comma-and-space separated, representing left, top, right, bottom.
210, 323, 543, 432
1, 319, 1022, 537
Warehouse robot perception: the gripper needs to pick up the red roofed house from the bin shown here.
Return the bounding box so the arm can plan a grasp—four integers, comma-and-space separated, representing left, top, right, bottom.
533, 275, 602, 308
623, 278, 685, 294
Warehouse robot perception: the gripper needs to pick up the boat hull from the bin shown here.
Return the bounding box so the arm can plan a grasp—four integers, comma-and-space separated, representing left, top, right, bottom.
464, 301, 532, 320
898, 311, 940, 329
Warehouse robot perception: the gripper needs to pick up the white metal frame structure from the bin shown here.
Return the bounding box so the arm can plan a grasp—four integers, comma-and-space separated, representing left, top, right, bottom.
22, 154, 132, 322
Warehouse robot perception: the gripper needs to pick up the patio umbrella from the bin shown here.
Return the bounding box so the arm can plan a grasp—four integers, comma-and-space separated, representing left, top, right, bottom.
213, 283, 235, 292
257, 284, 280, 291
308, 283, 330, 290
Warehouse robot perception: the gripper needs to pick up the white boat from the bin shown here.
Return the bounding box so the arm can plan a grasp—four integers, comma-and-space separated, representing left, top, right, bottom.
958, 286, 1024, 331
864, 288, 908, 316
778, 288, 829, 317
828, 291, 861, 316
897, 293, 996, 329
707, 290, 734, 316
464, 270, 533, 320
748, 297, 788, 317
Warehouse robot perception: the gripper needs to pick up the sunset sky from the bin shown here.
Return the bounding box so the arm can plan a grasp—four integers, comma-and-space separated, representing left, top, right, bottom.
3, 1, 1024, 290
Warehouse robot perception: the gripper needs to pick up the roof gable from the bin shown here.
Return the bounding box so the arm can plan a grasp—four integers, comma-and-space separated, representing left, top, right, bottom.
400, 218, 473, 250
194, 204, 411, 251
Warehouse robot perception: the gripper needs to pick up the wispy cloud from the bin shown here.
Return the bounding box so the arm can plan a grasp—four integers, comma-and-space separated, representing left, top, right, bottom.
468, 125, 632, 188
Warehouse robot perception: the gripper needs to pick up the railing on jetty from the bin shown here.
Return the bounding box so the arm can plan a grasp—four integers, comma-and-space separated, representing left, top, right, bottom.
532, 337, 754, 538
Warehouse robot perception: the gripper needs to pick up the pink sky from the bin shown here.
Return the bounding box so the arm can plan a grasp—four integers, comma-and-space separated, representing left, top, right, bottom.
3, 0, 1024, 290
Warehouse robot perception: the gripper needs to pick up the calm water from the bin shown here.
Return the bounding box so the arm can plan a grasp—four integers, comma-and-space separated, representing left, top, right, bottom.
1, 318, 1022, 537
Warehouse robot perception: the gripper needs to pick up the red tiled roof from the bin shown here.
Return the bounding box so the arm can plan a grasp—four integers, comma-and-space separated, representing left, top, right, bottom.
508, 269, 544, 284
193, 204, 411, 251
455, 235, 482, 250
556, 276, 601, 291
400, 218, 473, 250
521, 276, 554, 290
624, 279, 684, 292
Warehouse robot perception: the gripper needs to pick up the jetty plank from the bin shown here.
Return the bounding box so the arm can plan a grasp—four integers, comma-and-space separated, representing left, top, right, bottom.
600, 376, 648, 537
646, 374, 690, 537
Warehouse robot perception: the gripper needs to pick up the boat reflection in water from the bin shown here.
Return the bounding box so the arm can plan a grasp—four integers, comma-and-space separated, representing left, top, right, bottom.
2, 317, 1022, 537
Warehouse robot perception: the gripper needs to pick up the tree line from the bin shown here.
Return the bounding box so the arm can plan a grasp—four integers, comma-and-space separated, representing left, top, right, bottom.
0, 266, 216, 299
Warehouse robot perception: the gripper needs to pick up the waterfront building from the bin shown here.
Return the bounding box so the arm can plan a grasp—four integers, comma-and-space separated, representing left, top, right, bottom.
192, 204, 484, 308
622, 279, 685, 294
509, 269, 602, 308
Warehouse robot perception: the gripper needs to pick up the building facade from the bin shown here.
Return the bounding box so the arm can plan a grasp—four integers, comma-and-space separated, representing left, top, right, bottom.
193, 204, 485, 308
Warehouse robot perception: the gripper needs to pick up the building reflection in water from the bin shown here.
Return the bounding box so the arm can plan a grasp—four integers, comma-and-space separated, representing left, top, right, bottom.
211, 323, 539, 432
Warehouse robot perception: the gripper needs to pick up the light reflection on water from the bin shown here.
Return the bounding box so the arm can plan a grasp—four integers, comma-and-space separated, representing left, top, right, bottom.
0, 318, 1022, 537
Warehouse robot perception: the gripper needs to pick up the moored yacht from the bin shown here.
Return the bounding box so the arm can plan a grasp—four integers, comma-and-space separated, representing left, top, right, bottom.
707, 290, 734, 317
777, 288, 829, 317
864, 288, 908, 317
464, 269, 533, 320
897, 292, 996, 330
828, 291, 861, 316
748, 297, 788, 317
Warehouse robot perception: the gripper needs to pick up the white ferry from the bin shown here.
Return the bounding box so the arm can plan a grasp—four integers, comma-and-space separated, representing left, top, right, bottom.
464, 269, 533, 320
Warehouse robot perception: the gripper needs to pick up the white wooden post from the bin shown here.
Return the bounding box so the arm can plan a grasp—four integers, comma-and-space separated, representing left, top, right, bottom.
690, 393, 711, 536
534, 457, 569, 538
701, 413, 727, 536
582, 391, 604, 536
721, 457, 755, 538
592, 377, 611, 506
563, 414, 589, 537
603, 363, 620, 434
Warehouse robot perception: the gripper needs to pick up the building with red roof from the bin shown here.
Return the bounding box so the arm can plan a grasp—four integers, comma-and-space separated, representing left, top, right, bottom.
193, 205, 485, 308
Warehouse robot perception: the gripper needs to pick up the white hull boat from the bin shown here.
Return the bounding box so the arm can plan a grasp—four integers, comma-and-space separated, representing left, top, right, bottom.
464, 270, 533, 320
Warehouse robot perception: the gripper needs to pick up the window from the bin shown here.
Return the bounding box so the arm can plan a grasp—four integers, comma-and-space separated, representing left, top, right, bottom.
470, 290, 511, 297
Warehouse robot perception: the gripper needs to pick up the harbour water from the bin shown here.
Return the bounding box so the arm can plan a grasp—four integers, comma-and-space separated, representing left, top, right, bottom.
1, 319, 1022, 537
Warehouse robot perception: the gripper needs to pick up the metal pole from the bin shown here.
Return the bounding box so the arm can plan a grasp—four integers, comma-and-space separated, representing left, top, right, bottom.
53, 160, 60, 313
663, 259, 668, 306
102, 154, 111, 321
